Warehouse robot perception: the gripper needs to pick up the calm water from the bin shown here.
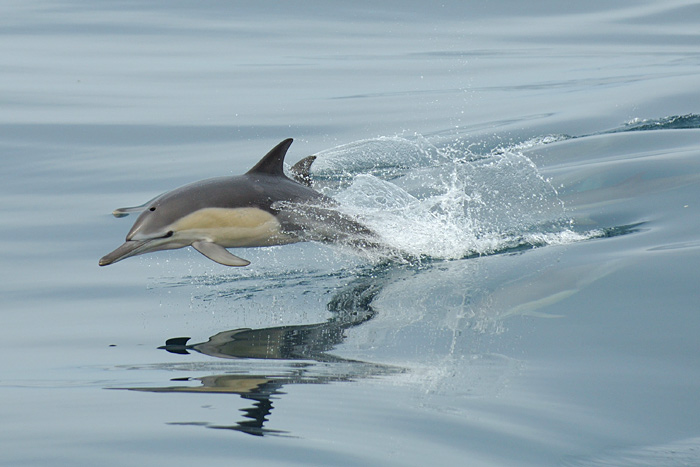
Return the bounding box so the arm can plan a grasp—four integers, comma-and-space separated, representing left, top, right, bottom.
2, 1, 700, 466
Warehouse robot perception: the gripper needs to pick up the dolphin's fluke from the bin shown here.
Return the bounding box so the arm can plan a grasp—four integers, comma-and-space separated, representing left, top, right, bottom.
111, 195, 161, 217
159, 337, 192, 355
192, 241, 251, 267
113, 206, 145, 218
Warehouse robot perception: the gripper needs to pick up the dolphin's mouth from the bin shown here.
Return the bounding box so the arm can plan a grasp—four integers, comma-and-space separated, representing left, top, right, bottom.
100, 231, 178, 266
99, 240, 149, 266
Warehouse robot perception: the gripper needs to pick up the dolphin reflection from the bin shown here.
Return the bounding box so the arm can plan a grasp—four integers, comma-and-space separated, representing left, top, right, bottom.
120, 278, 402, 436
159, 307, 375, 362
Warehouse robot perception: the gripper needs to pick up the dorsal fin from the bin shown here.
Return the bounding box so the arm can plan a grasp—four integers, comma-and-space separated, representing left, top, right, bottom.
289, 155, 317, 187
246, 138, 293, 177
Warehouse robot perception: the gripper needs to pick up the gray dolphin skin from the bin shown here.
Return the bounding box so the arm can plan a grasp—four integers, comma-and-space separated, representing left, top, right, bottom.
100, 139, 375, 267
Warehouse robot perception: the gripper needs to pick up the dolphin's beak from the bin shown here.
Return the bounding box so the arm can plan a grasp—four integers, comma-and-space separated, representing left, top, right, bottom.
99, 240, 149, 266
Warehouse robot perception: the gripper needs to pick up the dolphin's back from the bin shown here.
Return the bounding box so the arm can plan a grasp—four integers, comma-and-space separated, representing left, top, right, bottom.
150, 173, 373, 246
147, 173, 327, 227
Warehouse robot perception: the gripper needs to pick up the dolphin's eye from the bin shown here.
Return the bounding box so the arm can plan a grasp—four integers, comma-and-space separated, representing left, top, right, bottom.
149, 207, 156, 212
163, 231, 173, 238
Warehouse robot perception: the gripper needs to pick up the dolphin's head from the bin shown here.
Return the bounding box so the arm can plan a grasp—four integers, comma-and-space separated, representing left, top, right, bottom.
99, 201, 190, 266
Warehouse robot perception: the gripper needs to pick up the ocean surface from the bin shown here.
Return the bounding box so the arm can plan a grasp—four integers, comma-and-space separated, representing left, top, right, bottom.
2, 1, 700, 466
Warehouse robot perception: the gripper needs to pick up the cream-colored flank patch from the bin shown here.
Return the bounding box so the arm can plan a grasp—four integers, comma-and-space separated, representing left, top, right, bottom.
154, 377, 270, 394
171, 207, 296, 247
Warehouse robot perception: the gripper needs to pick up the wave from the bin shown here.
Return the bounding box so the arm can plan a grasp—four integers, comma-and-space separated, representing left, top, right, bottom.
563, 437, 700, 467
486, 114, 700, 154
613, 113, 700, 132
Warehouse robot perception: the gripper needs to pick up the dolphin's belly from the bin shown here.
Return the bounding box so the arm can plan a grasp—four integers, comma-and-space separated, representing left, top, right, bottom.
171, 207, 299, 247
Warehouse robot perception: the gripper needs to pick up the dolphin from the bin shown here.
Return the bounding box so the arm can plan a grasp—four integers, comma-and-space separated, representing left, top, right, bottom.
99, 138, 376, 267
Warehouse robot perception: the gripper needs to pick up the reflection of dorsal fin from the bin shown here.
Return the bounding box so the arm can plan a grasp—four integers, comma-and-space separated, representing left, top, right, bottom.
290, 155, 317, 187
246, 138, 293, 177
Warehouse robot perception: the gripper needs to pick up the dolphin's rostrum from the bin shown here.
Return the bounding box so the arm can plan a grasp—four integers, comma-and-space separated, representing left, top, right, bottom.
100, 139, 376, 267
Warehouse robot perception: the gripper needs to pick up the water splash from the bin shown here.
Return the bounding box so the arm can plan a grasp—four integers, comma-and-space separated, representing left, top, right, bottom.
306, 135, 588, 262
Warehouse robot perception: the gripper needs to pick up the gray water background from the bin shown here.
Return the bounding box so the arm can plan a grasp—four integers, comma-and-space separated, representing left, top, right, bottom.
2, 1, 700, 466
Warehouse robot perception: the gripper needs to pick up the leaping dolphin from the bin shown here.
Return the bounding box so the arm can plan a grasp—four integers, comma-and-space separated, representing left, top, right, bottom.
99, 138, 376, 267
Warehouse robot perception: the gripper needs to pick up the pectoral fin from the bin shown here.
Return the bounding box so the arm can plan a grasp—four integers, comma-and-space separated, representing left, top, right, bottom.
192, 241, 251, 267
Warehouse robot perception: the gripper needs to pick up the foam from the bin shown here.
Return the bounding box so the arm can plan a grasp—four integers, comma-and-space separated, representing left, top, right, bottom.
311, 135, 593, 262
